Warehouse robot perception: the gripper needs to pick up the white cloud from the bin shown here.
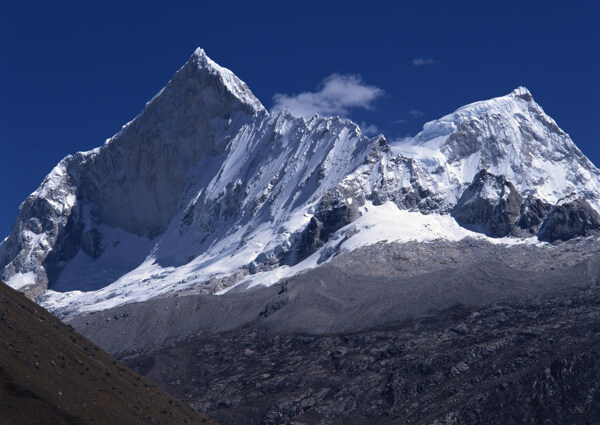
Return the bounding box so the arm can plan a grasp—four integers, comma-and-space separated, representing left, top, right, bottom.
412, 58, 438, 66
388, 135, 415, 152
392, 135, 414, 144
271, 74, 384, 118
359, 122, 380, 137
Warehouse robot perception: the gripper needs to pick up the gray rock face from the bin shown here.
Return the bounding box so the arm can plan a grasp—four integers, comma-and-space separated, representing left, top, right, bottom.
452, 170, 523, 237
538, 198, 600, 242
517, 195, 553, 234
77, 51, 264, 240
294, 187, 362, 261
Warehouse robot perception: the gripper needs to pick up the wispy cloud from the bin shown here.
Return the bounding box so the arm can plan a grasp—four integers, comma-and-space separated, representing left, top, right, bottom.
359, 122, 380, 137
412, 57, 438, 66
271, 74, 384, 118
391, 110, 424, 128
391, 135, 414, 145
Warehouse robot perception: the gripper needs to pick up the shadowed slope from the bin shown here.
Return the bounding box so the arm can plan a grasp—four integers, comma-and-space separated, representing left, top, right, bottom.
0, 281, 218, 425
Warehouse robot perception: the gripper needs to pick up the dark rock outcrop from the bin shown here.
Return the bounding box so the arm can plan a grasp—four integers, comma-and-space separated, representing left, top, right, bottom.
452, 170, 523, 237
450, 172, 599, 242
538, 198, 600, 242
295, 188, 361, 261
81, 228, 105, 259
517, 195, 553, 234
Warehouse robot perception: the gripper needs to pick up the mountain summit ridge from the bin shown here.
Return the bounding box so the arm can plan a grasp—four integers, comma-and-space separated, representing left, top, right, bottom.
1, 48, 599, 315
189, 47, 266, 114
393, 85, 600, 208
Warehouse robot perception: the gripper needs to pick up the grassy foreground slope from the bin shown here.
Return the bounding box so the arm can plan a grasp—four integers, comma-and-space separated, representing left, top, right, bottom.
0, 281, 218, 425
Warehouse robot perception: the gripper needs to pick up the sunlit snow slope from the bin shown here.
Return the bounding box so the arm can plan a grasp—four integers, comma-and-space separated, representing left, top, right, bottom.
391, 87, 600, 207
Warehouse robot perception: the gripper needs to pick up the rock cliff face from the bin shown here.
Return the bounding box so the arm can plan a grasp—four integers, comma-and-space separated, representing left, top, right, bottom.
517, 196, 553, 235
2, 49, 600, 315
538, 197, 600, 241
452, 170, 523, 237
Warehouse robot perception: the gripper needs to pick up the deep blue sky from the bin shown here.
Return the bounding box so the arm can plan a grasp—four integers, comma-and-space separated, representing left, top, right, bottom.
1, 1, 599, 237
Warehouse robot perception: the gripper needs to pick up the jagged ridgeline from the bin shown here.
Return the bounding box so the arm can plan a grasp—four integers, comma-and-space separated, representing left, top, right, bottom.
1, 49, 600, 315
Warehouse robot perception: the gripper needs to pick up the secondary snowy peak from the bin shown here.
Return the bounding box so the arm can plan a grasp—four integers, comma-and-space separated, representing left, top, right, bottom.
438, 86, 536, 124
394, 87, 600, 209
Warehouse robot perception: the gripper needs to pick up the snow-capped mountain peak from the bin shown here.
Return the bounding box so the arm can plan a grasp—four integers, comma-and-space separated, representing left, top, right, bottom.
393, 87, 600, 208
189, 47, 265, 114
2, 51, 600, 316
510, 85, 533, 101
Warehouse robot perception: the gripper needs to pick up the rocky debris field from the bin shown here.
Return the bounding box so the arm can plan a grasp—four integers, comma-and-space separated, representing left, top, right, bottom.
69, 237, 600, 354
122, 282, 600, 425
0, 281, 218, 425
323, 236, 600, 277
65, 237, 600, 424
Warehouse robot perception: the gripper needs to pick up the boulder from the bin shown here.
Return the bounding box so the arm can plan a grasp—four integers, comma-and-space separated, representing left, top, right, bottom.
452, 170, 523, 237
538, 198, 600, 242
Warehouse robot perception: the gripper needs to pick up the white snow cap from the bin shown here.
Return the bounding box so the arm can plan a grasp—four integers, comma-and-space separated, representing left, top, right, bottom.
392, 85, 600, 210
190, 47, 266, 114
510, 86, 533, 100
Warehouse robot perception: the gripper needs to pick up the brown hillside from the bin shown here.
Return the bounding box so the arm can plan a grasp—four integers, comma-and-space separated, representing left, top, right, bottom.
0, 281, 218, 425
